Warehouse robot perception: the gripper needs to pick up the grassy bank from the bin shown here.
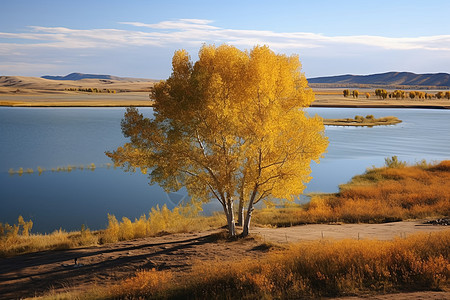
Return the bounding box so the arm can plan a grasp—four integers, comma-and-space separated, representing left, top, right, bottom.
2, 159, 449, 257
0, 205, 224, 257
254, 159, 450, 226
38, 230, 449, 299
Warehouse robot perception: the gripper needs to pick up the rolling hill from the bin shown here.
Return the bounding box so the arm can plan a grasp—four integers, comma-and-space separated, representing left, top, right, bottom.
0, 75, 156, 93
41, 72, 152, 82
308, 72, 450, 87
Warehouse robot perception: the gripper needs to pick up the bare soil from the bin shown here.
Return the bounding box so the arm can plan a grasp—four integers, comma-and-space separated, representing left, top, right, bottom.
0, 221, 448, 299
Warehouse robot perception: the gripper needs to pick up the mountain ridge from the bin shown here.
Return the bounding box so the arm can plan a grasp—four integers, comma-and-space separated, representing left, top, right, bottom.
308, 71, 450, 87
41, 72, 153, 82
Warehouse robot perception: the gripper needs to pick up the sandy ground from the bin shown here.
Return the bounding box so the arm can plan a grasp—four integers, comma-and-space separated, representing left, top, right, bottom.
0, 221, 448, 299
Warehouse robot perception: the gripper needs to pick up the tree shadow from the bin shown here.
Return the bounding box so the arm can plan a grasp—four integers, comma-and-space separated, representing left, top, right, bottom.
0, 232, 222, 299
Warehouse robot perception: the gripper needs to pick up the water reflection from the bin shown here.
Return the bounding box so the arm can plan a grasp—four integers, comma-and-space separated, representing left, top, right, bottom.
1, 107, 449, 232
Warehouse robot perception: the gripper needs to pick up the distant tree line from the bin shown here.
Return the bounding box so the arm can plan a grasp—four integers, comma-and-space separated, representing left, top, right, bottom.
344, 89, 450, 100
65, 87, 117, 93
343, 89, 359, 98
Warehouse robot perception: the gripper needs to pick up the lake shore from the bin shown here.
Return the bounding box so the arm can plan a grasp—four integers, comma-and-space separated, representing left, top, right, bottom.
1, 90, 449, 108
0, 221, 448, 299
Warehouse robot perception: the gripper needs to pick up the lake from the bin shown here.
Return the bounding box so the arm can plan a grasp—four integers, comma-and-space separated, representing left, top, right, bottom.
1, 107, 449, 233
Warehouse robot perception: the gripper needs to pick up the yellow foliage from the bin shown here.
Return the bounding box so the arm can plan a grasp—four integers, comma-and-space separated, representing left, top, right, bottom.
108, 44, 328, 236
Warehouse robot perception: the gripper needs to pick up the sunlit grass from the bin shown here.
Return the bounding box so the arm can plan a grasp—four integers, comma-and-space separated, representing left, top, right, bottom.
0, 205, 224, 257
254, 159, 450, 226
101, 204, 224, 243
45, 230, 449, 299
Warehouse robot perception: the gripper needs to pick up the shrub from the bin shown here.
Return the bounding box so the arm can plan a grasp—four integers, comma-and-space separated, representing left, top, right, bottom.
375, 89, 388, 99
384, 155, 407, 168
343, 89, 350, 97
354, 115, 364, 123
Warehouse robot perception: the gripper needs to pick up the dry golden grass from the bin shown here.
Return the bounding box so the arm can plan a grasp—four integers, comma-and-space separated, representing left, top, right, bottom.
101, 204, 224, 243
254, 160, 450, 226
59, 230, 448, 299
0, 228, 98, 258
0, 205, 224, 257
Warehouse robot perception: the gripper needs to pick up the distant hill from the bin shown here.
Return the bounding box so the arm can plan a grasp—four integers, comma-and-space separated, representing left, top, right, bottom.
41, 72, 152, 82
308, 72, 450, 87
0, 75, 155, 93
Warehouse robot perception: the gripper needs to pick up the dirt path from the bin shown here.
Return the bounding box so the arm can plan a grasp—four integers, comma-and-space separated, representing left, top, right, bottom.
0, 221, 448, 299
0, 229, 263, 299
253, 220, 448, 243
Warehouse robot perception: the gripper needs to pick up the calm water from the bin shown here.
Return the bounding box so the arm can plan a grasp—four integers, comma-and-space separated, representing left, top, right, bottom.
1, 107, 449, 232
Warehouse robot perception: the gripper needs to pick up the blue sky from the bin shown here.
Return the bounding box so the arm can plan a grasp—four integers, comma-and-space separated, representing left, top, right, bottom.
1, 0, 449, 79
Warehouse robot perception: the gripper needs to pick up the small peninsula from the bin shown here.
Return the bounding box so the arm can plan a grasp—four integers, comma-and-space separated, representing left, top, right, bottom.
323, 115, 402, 126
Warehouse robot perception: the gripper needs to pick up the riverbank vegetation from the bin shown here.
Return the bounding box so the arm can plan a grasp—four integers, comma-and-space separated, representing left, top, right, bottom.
323, 115, 401, 126
1, 159, 448, 258
8, 163, 107, 176
254, 158, 449, 226
0, 205, 224, 257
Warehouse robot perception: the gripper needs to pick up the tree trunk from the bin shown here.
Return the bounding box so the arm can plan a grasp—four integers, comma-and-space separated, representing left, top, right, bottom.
242, 205, 254, 237
237, 196, 244, 227
237, 175, 246, 227
224, 199, 236, 237
242, 185, 258, 237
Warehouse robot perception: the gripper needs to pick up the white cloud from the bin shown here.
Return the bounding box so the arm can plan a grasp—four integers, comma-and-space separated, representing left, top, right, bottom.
1, 19, 449, 77
119, 19, 218, 30
1, 19, 449, 53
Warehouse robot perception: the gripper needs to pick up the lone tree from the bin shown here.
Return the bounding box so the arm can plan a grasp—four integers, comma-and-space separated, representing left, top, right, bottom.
107, 45, 328, 237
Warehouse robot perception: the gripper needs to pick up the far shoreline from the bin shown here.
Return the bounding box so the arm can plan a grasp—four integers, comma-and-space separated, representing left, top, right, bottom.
1, 89, 450, 109
310, 103, 450, 109
1, 103, 449, 109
